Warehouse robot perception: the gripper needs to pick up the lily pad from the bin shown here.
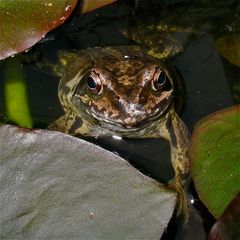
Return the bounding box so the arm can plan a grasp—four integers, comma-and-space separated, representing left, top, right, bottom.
0, 125, 176, 239
81, 0, 117, 13
0, 0, 119, 60
207, 192, 240, 240
0, 0, 78, 60
189, 105, 240, 218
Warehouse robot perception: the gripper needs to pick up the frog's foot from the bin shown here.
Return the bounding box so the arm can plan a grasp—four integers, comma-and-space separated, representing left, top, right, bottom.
48, 115, 70, 132
168, 178, 190, 223
122, 26, 183, 60
48, 113, 79, 134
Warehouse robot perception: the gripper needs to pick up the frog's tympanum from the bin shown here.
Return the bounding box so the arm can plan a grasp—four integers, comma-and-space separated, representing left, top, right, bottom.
49, 45, 190, 218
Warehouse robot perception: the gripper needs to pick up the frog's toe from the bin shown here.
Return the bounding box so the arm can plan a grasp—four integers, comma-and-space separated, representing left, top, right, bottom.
168, 179, 190, 222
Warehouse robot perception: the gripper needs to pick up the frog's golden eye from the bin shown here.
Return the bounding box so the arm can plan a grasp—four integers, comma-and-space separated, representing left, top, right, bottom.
151, 69, 172, 92
86, 75, 102, 95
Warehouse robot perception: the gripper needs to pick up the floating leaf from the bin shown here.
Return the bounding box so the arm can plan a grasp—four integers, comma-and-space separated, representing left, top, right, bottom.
81, 0, 117, 13
189, 105, 240, 218
0, 125, 176, 239
207, 192, 240, 240
216, 34, 240, 67
0, 0, 78, 60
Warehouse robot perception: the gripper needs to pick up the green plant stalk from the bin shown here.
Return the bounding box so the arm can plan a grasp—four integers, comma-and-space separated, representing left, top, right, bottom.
4, 57, 32, 128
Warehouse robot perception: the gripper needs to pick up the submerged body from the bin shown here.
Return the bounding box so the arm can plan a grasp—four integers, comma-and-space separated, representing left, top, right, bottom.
49, 45, 190, 217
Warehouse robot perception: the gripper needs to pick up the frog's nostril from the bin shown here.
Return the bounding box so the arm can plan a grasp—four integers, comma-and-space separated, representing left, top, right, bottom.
129, 103, 144, 112
139, 95, 146, 102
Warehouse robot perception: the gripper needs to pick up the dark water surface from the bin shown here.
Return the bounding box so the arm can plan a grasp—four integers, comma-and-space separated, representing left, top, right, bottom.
0, 0, 238, 239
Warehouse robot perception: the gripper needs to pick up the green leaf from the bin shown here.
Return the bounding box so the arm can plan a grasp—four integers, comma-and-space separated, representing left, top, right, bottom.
81, 0, 117, 13
0, 125, 176, 239
0, 0, 78, 60
3, 57, 32, 128
207, 192, 240, 240
216, 34, 240, 67
189, 105, 240, 218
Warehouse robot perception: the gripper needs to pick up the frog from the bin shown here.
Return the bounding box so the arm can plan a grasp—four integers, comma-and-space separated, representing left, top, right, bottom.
48, 42, 190, 219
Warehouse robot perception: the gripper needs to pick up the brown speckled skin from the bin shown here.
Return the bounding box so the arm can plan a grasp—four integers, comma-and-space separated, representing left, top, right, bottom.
49, 45, 190, 219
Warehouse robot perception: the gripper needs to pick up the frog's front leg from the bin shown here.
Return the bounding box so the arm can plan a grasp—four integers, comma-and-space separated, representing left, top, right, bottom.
169, 111, 190, 219
48, 112, 91, 136
153, 110, 190, 219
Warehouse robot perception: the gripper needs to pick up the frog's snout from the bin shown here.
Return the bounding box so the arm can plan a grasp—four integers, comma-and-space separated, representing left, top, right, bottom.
121, 103, 147, 127
127, 103, 145, 115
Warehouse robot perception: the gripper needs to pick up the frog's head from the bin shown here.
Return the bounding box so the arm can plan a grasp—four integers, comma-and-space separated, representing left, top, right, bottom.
59, 46, 175, 133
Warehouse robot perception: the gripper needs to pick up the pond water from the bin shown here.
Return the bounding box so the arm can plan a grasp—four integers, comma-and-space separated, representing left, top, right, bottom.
0, 0, 239, 239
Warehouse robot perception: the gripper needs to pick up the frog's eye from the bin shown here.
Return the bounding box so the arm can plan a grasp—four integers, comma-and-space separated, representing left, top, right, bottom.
151, 69, 172, 92
86, 75, 102, 95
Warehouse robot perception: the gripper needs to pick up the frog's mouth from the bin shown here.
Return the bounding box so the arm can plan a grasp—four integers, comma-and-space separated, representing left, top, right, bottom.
85, 100, 172, 133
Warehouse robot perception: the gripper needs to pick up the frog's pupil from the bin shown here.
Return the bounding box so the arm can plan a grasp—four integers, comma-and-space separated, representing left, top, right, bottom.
86, 76, 97, 89
158, 72, 166, 85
